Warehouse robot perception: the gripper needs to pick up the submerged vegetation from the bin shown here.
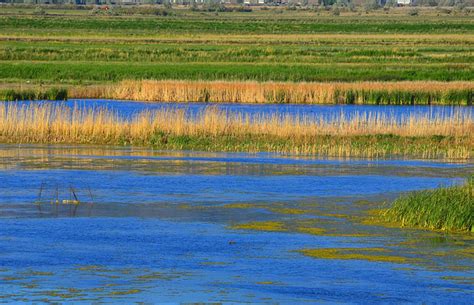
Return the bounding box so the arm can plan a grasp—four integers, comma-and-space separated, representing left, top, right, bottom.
298, 247, 410, 264
0, 104, 472, 159
384, 178, 474, 233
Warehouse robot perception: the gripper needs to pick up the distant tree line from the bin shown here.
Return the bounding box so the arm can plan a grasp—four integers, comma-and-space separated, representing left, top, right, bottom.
0, 0, 471, 8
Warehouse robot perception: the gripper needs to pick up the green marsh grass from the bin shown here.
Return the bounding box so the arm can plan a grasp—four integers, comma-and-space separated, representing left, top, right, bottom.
0, 87, 67, 101
1, 61, 471, 83
384, 178, 474, 233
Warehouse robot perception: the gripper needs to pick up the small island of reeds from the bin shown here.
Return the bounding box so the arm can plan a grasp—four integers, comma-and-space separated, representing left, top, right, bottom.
384, 177, 473, 233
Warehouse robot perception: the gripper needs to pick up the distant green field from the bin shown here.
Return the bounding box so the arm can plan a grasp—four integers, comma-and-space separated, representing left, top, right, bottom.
1, 12, 473, 35
1, 62, 472, 84
0, 9, 473, 85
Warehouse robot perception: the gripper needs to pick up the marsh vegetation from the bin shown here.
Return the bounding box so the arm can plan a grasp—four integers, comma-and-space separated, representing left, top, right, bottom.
384, 177, 474, 233
0, 5, 473, 303
0, 103, 472, 159
68, 80, 474, 105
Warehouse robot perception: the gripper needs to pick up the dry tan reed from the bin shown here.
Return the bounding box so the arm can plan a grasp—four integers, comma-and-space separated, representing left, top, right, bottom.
1, 103, 472, 141
69, 80, 474, 105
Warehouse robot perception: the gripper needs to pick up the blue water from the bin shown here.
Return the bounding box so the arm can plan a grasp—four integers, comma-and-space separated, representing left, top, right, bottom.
0, 144, 473, 303
4, 99, 474, 121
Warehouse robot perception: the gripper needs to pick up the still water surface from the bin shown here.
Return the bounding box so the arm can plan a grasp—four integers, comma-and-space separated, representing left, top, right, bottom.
4, 99, 474, 121
0, 145, 472, 303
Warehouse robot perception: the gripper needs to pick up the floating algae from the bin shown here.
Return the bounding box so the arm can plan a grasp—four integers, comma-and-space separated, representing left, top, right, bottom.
20, 270, 53, 277
441, 276, 474, 285
256, 281, 284, 286
223, 203, 257, 209
231, 221, 286, 232
299, 247, 410, 264
109, 289, 141, 296
269, 207, 307, 215
296, 227, 326, 235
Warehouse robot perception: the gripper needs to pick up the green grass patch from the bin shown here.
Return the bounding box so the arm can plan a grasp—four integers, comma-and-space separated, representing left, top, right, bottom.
384, 177, 474, 233
0, 87, 67, 101
1, 15, 473, 35
1, 61, 472, 83
0, 13, 473, 83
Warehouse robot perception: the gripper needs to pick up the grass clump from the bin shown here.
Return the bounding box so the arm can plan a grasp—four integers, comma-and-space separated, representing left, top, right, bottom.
0, 87, 67, 101
384, 177, 474, 233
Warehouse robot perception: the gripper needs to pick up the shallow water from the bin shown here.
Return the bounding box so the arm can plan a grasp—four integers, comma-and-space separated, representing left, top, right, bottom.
0, 144, 473, 303
4, 99, 474, 121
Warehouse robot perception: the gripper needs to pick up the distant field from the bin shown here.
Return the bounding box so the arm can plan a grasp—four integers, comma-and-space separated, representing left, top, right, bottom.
0, 8, 473, 103
1, 10, 473, 82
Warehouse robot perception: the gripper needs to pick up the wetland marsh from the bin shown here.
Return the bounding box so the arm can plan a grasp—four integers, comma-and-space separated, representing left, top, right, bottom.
0, 5, 473, 303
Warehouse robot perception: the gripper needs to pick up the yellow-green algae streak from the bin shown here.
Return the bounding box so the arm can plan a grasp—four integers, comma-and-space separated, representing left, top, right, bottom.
231, 221, 286, 232
213, 197, 473, 267
230, 218, 378, 238
298, 248, 410, 264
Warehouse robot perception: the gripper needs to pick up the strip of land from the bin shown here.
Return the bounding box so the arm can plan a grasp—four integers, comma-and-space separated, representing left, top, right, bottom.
1, 104, 472, 159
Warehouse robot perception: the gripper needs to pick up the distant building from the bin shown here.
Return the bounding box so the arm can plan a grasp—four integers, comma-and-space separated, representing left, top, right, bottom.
397, 0, 411, 5
244, 0, 266, 4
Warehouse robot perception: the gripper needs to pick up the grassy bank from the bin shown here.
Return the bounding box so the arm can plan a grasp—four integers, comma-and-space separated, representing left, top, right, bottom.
0, 104, 472, 159
0, 87, 67, 101
384, 178, 474, 233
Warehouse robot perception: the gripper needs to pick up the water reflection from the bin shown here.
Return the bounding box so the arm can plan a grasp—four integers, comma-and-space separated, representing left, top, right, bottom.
3, 99, 473, 121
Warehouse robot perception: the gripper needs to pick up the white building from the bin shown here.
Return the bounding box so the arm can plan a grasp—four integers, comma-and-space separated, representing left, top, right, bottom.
397, 0, 411, 5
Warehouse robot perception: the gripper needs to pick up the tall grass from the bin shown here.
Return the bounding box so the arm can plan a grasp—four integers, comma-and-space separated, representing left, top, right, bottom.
70, 80, 474, 105
0, 87, 67, 101
0, 104, 472, 158
2, 62, 471, 83
384, 178, 474, 232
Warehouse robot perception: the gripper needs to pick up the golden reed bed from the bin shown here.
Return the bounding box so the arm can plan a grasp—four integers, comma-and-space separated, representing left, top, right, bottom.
0, 103, 472, 159
69, 80, 474, 105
